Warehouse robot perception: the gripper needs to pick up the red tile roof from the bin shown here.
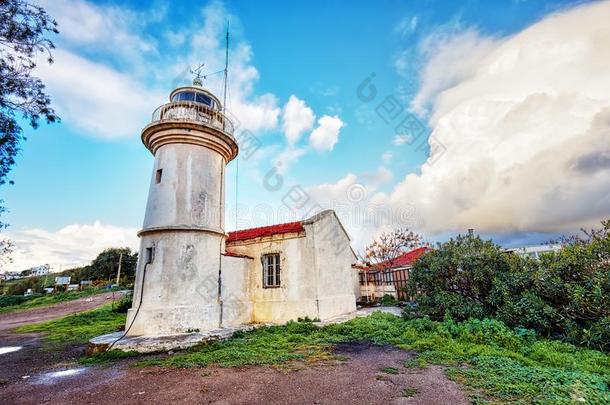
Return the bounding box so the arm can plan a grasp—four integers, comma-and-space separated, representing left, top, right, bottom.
226, 221, 304, 243
389, 247, 429, 267
353, 247, 429, 271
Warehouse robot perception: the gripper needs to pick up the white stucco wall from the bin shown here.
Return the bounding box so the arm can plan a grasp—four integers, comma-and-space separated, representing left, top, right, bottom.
220, 254, 252, 326
226, 234, 318, 323
127, 231, 223, 336
305, 211, 358, 320
142, 143, 225, 233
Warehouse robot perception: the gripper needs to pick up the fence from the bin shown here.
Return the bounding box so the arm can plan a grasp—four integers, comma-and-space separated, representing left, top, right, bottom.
358, 267, 411, 301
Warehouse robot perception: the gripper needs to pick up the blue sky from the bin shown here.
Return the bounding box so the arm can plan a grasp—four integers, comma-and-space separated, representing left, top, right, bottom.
3, 0, 609, 271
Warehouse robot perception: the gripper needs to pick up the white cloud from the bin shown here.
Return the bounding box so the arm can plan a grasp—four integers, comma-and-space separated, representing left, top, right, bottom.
309, 115, 345, 152
4, 222, 139, 272
37, 0, 158, 62
281, 95, 316, 144
408, 26, 500, 115
37, 49, 164, 138
304, 171, 416, 251
165, 30, 186, 47
395, 16, 418, 38
393, 134, 412, 145
382, 151, 393, 163
388, 0, 610, 235
273, 146, 307, 175
181, 2, 281, 133
33, 0, 281, 138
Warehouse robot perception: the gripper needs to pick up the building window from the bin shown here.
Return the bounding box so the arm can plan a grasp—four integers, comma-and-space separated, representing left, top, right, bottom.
262, 253, 280, 288
156, 169, 163, 184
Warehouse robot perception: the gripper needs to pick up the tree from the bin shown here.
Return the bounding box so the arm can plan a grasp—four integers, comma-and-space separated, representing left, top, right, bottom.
0, 0, 58, 228
407, 233, 511, 320
88, 247, 138, 284
0, 203, 11, 266
362, 228, 426, 269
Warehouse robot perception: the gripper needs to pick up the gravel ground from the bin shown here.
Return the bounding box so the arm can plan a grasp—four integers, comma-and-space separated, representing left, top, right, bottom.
1, 342, 468, 405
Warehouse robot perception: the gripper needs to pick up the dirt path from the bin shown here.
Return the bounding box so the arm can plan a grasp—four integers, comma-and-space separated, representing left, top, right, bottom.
0, 291, 126, 384
0, 342, 469, 404
0, 291, 124, 332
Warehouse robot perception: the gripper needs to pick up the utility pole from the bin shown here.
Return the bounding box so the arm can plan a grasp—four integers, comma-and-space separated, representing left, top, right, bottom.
116, 253, 123, 286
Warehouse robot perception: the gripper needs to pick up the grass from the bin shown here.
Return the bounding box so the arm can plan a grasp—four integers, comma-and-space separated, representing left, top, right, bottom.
80, 349, 140, 365
0, 288, 115, 314
141, 312, 610, 404
15, 304, 126, 346
14, 305, 610, 403
401, 387, 418, 397
379, 366, 400, 374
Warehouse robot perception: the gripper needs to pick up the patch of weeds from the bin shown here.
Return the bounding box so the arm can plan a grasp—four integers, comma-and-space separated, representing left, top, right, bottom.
379, 366, 400, 375
139, 321, 326, 369
334, 354, 350, 362
297, 316, 320, 322
15, 304, 126, 346
401, 387, 418, 397
469, 393, 492, 405
273, 362, 306, 373
80, 349, 140, 365
404, 357, 428, 369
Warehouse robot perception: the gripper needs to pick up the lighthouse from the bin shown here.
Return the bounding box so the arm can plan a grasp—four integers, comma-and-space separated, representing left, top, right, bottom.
126, 81, 238, 336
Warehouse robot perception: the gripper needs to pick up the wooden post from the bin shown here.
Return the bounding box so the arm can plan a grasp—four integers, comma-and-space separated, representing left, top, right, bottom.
116, 253, 123, 286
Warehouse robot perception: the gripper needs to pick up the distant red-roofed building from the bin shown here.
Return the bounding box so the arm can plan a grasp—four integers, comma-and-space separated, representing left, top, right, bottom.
354, 247, 429, 301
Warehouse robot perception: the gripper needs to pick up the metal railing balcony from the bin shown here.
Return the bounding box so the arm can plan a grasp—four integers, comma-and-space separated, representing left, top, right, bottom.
150, 101, 234, 135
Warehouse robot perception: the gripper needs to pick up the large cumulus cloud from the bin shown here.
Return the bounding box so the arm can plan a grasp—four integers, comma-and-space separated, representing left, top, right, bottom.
390, 1, 610, 235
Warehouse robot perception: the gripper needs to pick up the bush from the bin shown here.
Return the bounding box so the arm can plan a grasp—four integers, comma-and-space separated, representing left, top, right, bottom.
406, 234, 509, 321
379, 294, 396, 306
0, 294, 36, 307
112, 294, 133, 313
6, 276, 47, 295
407, 220, 610, 351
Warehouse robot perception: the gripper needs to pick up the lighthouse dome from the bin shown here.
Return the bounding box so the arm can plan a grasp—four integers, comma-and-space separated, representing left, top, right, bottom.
169, 86, 222, 111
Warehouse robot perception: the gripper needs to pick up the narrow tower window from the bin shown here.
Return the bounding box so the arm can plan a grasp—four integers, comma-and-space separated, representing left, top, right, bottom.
155, 169, 163, 184
145, 246, 155, 264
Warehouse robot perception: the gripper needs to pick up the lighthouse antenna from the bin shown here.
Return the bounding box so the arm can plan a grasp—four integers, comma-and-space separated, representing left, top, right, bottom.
222, 21, 229, 113
190, 63, 205, 87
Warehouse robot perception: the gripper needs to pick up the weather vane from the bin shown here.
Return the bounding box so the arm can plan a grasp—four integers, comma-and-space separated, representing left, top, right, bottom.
190, 63, 205, 86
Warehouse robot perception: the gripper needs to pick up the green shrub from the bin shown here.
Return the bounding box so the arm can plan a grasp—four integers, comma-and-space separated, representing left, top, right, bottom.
112, 294, 133, 313
0, 294, 36, 307
379, 294, 396, 306
407, 220, 610, 351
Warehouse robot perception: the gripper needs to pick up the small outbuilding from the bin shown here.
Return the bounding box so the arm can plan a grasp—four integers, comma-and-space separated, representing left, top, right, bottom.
355, 247, 428, 301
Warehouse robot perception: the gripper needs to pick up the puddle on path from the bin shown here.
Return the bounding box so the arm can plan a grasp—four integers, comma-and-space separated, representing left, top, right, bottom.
0, 346, 22, 355
33, 367, 88, 384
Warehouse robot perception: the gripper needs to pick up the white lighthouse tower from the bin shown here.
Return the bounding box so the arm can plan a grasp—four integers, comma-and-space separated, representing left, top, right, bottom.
126, 80, 238, 336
